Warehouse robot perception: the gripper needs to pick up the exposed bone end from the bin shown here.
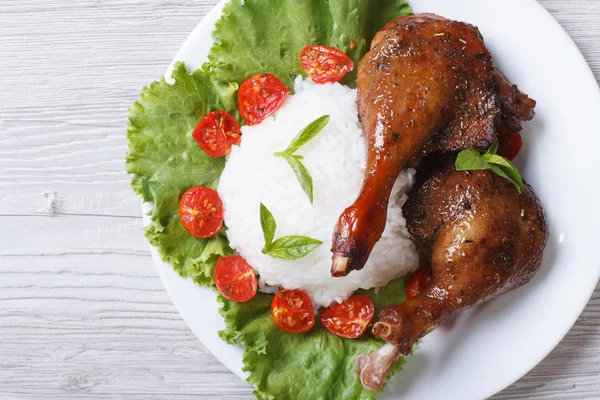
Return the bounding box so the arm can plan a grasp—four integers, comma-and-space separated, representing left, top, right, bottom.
355, 343, 400, 391
373, 320, 401, 343
331, 254, 355, 277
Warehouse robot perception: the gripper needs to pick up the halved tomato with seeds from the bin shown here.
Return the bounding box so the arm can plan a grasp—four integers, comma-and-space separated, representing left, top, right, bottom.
271, 289, 315, 333
299, 45, 354, 84
193, 110, 242, 158
320, 294, 374, 339
214, 255, 258, 303
179, 186, 223, 239
238, 73, 290, 126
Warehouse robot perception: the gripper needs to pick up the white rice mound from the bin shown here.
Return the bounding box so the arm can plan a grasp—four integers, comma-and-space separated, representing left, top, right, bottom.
218, 77, 418, 308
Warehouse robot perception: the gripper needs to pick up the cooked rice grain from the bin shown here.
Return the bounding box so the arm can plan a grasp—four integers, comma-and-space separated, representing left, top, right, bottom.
218, 77, 418, 308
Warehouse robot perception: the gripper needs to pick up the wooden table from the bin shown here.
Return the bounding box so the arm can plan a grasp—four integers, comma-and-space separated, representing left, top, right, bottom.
1, 1, 598, 398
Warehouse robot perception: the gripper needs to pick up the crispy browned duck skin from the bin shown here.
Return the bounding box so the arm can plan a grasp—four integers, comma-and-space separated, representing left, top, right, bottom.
330, 14, 535, 277
355, 165, 548, 390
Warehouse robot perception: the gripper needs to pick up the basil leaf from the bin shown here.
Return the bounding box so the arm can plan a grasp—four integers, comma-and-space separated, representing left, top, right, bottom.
484, 154, 523, 193
282, 115, 330, 155
265, 236, 323, 260
456, 141, 524, 193
455, 148, 489, 171
258, 203, 322, 260
484, 154, 515, 169
484, 140, 499, 156
277, 152, 314, 203
488, 164, 523, 193
272, 116, 328, 203
273, 153, 303, 160
260, 203, 277, 251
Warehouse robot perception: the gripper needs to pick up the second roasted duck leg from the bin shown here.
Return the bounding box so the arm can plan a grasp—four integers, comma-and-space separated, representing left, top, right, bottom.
356, 165, 548, 390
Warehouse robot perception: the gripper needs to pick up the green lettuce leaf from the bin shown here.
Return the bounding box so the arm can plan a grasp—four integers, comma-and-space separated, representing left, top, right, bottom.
206, 0, 411, 91
219, 277, 410, 400
127, 1, 416, 398
126, 62, 234, 285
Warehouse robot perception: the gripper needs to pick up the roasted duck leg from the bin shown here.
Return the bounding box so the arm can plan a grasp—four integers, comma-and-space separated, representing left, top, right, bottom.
356, 165, 548, 390
331, 14, 535, 277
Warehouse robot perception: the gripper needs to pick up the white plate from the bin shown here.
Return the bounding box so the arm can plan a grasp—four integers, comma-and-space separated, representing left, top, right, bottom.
147, 0, 600, 398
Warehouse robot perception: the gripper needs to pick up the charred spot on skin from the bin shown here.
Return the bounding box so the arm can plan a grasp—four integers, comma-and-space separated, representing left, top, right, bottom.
476, 52, 490, 61
413, 211, 426, 223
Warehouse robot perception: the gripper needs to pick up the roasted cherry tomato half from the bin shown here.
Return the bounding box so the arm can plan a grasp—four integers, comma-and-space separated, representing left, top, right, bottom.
320, 294, 375, 339
405, 266, 431, 299
192, 110, 242, 158
497, 130, 523, 161
179, 186, 223, 238
271, 289, 315, 333
214, 255, 258, 303
299, 45, 355, 84
238, 73, 290, 126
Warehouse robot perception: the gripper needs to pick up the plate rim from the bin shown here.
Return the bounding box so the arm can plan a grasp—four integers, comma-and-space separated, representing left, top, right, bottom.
147, 0, 600, 398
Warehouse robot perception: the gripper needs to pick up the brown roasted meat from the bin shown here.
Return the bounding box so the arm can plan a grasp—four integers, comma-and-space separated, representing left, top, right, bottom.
330, 14, 535, 277
355, 165, 548, 390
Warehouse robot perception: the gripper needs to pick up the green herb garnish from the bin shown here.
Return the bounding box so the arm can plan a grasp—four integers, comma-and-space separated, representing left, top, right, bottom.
260, 203, 322, 260
274, 115, 330, 203
455, 140, 523, 192
278, 115, 330, 154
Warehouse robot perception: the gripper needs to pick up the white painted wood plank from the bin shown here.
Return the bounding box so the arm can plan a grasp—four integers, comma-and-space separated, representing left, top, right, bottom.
0, 215, 147, 257
0, 0, 598, 399
0, 256, 252, 399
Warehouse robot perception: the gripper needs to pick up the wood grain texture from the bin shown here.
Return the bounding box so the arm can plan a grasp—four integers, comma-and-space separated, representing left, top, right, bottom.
0, 0, 598, 399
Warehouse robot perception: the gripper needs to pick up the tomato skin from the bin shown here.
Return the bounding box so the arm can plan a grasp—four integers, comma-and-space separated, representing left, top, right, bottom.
214, 255, 258, 303
271, 289, 315, 333
497, 130, 523, 161
238, 73, 290, 126
299, 45, 355, 84
405, 266, 431, 299
193, 110, 242, 158
320, 294, 375, 339
179, 186, 224, 239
